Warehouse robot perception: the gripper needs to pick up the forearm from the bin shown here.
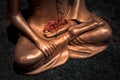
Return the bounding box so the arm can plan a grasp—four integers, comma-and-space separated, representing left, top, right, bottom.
8, 13, 41, 42
8, 0, 43, 44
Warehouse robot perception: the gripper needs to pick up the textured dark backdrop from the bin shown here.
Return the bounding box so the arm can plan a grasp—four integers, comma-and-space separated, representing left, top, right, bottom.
0, 0, 120, 80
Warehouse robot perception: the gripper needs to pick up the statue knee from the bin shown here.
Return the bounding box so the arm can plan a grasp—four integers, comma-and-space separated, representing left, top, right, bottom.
14, 53, 32, 68
13, 51, 45, 69
99, 27, 112, 41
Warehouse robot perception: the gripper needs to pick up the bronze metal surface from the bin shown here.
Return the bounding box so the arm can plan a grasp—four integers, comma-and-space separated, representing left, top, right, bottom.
8, 0, 112, 75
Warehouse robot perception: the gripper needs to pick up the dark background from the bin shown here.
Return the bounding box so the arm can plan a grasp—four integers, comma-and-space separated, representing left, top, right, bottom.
0, 0, 120, 80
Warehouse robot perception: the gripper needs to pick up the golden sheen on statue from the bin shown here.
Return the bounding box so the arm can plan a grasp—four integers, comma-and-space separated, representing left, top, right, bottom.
7, 0, 112, 75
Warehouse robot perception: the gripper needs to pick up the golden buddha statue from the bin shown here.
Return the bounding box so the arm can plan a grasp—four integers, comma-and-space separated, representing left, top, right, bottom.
8, 0, 112, 75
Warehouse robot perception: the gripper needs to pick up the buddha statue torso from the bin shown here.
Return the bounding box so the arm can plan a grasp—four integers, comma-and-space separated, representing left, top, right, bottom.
28, 0, 72, 38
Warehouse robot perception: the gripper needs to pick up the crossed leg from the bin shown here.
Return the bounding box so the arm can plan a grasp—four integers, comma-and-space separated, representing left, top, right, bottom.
13, 36, 46, 72
13, 15, 112, 74
68, 17, 112, 59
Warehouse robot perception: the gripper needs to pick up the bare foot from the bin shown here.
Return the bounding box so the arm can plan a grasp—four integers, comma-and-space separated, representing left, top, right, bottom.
93, 16, 105, 26
69, 17, 105, 45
